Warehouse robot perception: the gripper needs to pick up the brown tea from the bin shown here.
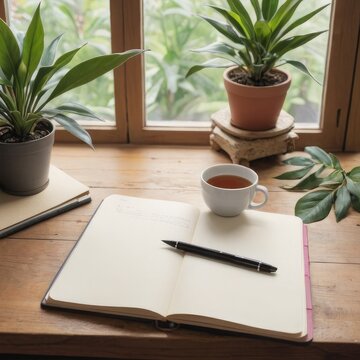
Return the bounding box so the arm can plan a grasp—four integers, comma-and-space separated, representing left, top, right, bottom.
207, 175, 252, 189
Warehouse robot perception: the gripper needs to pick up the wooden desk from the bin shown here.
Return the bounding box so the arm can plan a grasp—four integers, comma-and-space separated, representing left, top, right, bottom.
0, 144, 359, 360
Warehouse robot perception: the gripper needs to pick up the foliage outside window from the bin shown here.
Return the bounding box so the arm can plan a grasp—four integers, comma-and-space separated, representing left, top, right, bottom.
143, 0, 330, 126
8, 0, 114, 123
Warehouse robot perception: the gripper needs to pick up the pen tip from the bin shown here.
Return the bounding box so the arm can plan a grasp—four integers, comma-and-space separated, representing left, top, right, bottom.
162, 240, 173, 246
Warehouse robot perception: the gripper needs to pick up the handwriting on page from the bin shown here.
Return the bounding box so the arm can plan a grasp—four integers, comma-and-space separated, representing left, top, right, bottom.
115, 203, 192, 230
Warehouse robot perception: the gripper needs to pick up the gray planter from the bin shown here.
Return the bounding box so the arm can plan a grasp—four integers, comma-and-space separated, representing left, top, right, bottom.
0, 121, 55, 196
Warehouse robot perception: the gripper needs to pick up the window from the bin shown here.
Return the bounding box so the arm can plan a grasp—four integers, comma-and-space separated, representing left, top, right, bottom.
1, 0, 359, 150
126, 0, 360, 150
1, 0, 128, 143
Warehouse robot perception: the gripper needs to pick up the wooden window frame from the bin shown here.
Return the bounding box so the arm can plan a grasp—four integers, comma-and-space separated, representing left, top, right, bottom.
125, 0, 360, 151
1, 0, 359, 150
0, 0, 129, 144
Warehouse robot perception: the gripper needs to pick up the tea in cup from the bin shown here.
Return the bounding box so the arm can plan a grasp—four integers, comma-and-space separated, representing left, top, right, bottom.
201, 164, 268, 217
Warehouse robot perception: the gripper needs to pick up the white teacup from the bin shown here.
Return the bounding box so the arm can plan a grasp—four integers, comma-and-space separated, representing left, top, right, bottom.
201, 164, 268, 217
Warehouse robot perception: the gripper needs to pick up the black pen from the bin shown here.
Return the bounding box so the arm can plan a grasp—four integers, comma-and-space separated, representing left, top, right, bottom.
162, 240, 277, 273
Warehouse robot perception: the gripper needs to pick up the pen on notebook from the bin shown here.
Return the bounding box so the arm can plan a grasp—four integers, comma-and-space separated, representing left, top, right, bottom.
161, 240, 277, 273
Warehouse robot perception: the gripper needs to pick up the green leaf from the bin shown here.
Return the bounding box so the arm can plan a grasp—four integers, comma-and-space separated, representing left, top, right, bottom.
45, 49, 145, 105
191, 42, 237, 57
20, 4, 44, 84
282, 165, 326, 190
209, 6, 249, 38
351, 195, 360, 212
329, 153, 343, 170
283, 59, 322, 85
348, 166, 360, 182
53, 114, 93, 148
186, 59, 235, 78
295, 190, 334, 224
320, 170, 344, 188
280, 4, 330, 39
226, 0, 255, 38
262, 0, 279, 21
0, 18, 21, 79
0, 118, 11, 126
271, 31, 327, 57
335, 185, 351, 222
250, 0, 262, 20
0, 77, 12, 86
282, 156, 315, 166
269, 0, 302, 35
32, 45, 85, 98
41, 34, 63, 66
275, 164, 314, 180
54, 103, 102, 121
200, 15, 243, 44
305, 146, 333, 166
254, 20, 272, 44
346, 176, 360, 199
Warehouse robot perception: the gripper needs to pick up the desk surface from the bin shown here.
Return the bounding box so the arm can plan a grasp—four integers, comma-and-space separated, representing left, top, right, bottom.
0, 144, 359, 360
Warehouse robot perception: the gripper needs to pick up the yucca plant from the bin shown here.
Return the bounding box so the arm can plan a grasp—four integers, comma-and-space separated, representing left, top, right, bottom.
0, 4, 144, 147
186, 0, 329, 85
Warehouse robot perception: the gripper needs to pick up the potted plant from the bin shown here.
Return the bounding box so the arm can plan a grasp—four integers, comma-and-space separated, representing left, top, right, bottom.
186, 0, 329, 131
0, 4, 144, 196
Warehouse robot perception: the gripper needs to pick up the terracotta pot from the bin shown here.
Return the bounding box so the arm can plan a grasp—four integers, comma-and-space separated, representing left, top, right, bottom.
0, 120, 55, 196
223, 67, 291, 131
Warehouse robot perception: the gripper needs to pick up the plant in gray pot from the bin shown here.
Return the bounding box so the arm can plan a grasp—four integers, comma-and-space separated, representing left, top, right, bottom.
0, 4, 144, 196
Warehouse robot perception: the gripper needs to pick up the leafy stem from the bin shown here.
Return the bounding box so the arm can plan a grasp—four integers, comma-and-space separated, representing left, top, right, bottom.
275, 146, 360, 223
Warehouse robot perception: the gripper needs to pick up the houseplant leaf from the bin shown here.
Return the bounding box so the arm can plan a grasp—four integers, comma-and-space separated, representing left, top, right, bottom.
277, 147, 359, 223
262, 0, 279, 21
191, 42, 237, 57
54, 103, 102, 120
334, 185, 351, 222
274, 165, 314, 180
20, 4, 44, 85
209, 6, 249, 38
282, 156, 315, 166
351, 195, 360, 212
305, 146, 333, 166
283, 60, 321, 85
45, 49, 145, 104
295, 190, 334, 223
269, 0, 302, 36
0, 18, 21, 79
227, 0, 255, 38
52, 114, 93, 149
199, 15, 243, 44
41, 34, 63, 66
250, 0, 262, 21
320, 170, 344, 188
348, 166, 360, 182
345, 176, 360, 199
32, 45, 86, 99
271, 31, 327, 57
186, 59, 235, 78
280, 4, 330, 39
282, 165, 326, 190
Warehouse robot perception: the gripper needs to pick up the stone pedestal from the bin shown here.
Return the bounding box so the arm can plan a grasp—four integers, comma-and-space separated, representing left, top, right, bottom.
210, 108, 298, 166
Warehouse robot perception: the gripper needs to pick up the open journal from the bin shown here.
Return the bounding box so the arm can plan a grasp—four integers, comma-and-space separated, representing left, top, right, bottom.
42, 194, 311, 342
0, 166, 91, 238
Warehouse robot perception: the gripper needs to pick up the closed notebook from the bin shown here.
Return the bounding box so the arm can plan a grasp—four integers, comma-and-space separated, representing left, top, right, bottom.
42, 194, 311, 342
0, 165, 91, 238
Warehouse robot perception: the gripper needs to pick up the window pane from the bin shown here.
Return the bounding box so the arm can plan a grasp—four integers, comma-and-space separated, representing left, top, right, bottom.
144, 0, 228, 124
7, 0, 115, 124
144, 0, 331, 127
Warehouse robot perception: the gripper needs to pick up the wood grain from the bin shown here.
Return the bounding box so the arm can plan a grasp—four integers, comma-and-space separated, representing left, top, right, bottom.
0, 144, 359, 359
